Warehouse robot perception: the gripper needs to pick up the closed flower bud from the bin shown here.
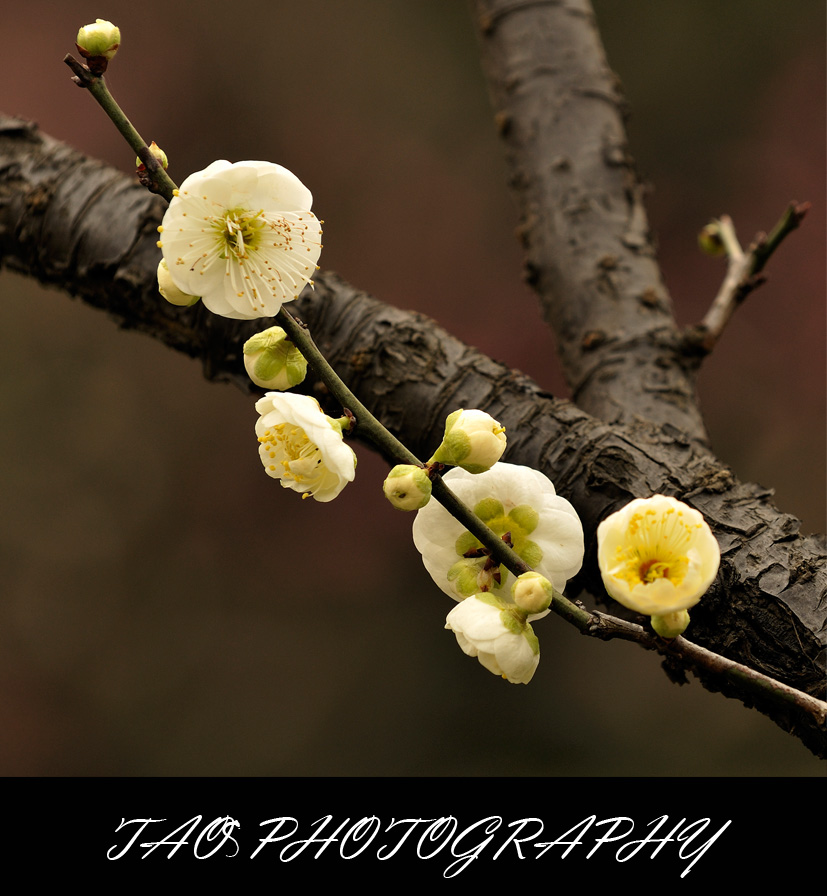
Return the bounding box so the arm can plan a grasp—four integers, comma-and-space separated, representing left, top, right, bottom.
651, 609, 691, 640
698, 222, 726, 256
136, 142, 169, 171
511, 571, 554, 616
383, 464, 432, 511
242, 326, 307, 391
76, 19, 120, 72
157, 259, 200, 307
429, 408, 506, 474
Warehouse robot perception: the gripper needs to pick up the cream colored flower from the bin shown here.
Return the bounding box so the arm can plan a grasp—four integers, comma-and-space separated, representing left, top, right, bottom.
255, 393, 356, 502
597, 495, 720, 615
429, 409, 507, 473
412, 463, 583, 618
158, 160, 322, 320
445, 594, 539, 684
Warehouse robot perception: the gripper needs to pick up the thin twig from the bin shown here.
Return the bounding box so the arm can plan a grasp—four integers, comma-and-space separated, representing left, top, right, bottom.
585, 609, 827, 729
63, 54, 177, 201
687, 202, 810, 355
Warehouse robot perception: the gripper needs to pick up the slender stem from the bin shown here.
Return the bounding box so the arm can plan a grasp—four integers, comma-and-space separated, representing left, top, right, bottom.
276, 307, 421, 467
277, 304, 592, 626
64, 54, 178, 201
63, 44, 578, 620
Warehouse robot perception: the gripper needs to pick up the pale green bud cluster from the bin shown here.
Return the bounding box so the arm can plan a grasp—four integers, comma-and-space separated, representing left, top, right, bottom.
76, 19, 121, 63
136, 141, 169, 170
242, 327, 307, 390
651, 610, 691, 640
383, 464, 432, 511
511, 571, 554, 616
157, 259, 200, 307
429, 408, 506, 474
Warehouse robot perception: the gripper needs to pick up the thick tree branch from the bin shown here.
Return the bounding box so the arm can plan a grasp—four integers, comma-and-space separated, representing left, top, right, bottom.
471, 0, 709, 441
0, 117, 824, 757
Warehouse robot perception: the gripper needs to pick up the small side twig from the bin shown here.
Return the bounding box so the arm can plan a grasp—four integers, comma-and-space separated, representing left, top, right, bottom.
684, 202, 810, 355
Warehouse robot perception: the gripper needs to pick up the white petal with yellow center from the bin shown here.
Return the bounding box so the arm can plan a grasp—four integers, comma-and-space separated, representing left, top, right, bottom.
412, 463, 584, 617
254, 393, 356, 502
597, 494, 720, 614
158, 160, 322, 320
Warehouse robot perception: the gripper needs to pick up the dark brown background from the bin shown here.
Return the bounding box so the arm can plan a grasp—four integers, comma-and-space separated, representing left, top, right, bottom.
1, 0, 824, 774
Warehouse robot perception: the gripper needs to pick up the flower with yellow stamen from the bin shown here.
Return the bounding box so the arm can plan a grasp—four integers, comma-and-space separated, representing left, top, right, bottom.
255, 393, 356, 502
597, 495, 720, 621
158, 160, 322, 320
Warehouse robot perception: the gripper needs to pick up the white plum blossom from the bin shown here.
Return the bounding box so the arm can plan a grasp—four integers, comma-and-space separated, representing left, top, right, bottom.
255, 393, 356, 502
158, 160, 322, 320
430, 408, 507, 473
597, 494, 720, 616
412, 463, 584, 617
445, 594, 539, 684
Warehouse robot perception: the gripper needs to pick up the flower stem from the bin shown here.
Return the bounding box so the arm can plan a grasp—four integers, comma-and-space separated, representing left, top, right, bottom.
68, 52, 590, 629
63, 54, 178, 201
276, 304, 592, 627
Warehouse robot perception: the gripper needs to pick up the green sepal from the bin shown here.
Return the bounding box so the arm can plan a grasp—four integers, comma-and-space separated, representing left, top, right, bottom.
473, 497, 504, 523
448, 560, 484, 597
430, 429, 471, 466
509, 504, 539, 535
243, 326, 288, 355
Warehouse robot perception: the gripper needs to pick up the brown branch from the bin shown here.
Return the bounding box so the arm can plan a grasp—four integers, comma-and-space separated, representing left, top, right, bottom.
586, 611, 827, 731
0, 115, 824, 757
470, 0, 708, 441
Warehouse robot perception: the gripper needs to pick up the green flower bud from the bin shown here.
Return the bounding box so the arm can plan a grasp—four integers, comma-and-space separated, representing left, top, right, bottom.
698, 222, 726, 257
382, 464, 432, 511
157, 259, 200, 307
136, 141, 169, 171
429, 409, 507, 474
242, 326, 307, 390
651, 609, 691, 640
76, 19, 120, 71
511, 571, 554, 615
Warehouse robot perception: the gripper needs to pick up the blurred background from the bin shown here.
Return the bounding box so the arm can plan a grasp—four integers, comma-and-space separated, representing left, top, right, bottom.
1, 0, 823, 775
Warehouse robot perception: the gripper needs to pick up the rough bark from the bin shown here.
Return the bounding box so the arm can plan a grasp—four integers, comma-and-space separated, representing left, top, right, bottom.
471, 0, 709, 440
0, 116, 824, 757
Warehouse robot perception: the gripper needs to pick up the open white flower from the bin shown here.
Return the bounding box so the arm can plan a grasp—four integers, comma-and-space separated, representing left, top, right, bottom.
412, 463, 583, 616
445, 594, 539, 684
255, 393, 356, 502
597, 494, 720, 615
158, 160, 322, 320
